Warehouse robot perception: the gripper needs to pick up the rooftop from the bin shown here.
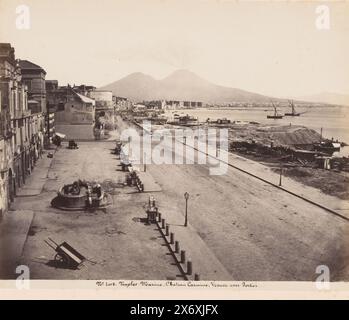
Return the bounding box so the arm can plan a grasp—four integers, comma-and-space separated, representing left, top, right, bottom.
19, 59, 46, 75
75, 92, 96, 105
0, 43, 16, 64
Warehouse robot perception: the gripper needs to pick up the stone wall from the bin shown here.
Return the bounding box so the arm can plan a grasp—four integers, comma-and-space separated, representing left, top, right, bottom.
55, 101, 95, 125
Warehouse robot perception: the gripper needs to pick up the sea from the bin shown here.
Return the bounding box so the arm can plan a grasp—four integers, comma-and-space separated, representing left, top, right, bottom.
165, 105, 349, 157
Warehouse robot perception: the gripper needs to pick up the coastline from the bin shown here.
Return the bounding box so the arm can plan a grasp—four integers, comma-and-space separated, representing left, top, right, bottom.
127, 116, 349, 203
163, 107, 349, 154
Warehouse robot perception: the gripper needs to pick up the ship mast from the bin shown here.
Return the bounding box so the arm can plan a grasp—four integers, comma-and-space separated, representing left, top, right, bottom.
288, 100, 296, 115
291, 100, 295, 115
271, 101, 277, 116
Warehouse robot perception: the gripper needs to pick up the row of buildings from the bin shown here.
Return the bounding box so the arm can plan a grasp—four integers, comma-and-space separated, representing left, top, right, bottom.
138, 100, 204, 110
46, 82, 132, 140
0, 43, 132, 217
162, 100, 203, 109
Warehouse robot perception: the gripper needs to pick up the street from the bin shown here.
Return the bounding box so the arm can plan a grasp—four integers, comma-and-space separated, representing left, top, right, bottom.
126, 119, 349, 281
10, 141, 179, 280
5, 124, 349, 281
148, 159, 349, 280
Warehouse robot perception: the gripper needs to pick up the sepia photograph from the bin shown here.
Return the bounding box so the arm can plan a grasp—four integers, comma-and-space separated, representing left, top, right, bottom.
0, 0, 349, 299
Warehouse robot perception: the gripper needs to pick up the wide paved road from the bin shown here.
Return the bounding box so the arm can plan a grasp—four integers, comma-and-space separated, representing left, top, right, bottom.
136, 133, 349, 281
12, 141, 180, 280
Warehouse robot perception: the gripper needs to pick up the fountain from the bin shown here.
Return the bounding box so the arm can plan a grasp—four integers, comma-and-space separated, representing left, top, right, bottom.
51, 179, 110, 210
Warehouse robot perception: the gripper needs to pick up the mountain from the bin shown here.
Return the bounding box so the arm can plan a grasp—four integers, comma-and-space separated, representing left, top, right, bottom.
100, 69, 277, 104
296, 92, 349, 107
104, 72, 158, 101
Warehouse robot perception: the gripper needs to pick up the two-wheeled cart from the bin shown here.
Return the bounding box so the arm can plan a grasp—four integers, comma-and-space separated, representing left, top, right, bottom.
44, 237, 85, 269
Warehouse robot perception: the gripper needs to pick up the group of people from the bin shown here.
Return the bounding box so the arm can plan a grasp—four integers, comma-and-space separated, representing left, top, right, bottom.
62, 180, 102, 199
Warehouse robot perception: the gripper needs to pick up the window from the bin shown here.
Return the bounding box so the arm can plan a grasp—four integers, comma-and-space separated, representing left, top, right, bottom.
24, 80, 31, 92
58, 103, 64, 111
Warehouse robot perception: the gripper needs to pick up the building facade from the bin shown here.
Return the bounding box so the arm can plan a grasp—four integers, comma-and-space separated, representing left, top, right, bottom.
87, 90, 113, 110
19, 60, 46, 114
0, 43, 45, 217
50, 88, 95, 125
114, 96, 132, 111
162, 100, 203, 109
19, 59, 46, 152
87, 90, 115, 133
46, 83, 96, 140
45, 80, 60, 142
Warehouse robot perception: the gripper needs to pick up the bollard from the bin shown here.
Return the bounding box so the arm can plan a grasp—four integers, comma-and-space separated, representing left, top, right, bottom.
149, 195, 155, 207
194, 273, 200, 281
161, 218, 165, 229
175, 241, 180, 253
187, 260, 192, 275
170, 232, 174, 244
165, 224, 169, 236
158, 213, 162, 222
180, 250, 186, 263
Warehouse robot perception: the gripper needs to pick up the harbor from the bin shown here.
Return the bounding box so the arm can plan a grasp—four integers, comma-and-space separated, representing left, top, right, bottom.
127, 104, 349, 201
163, 105, 349, 157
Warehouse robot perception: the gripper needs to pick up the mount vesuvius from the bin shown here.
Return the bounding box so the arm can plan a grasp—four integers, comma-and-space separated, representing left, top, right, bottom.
99, 69, 278, 104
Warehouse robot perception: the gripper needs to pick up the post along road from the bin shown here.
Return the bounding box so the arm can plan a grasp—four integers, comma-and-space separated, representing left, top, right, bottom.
125, 121, 349, 281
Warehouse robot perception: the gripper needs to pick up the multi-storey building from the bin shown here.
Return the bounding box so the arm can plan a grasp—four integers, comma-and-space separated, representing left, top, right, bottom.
19, 59, 47, 148
0, 44, 25, 215
19, 60, 46, 114
162, 100, 203, 109
87, 90, 115, 132
0, 43, 45, 217
46, 83, 96, 140
114, 96, 132, 111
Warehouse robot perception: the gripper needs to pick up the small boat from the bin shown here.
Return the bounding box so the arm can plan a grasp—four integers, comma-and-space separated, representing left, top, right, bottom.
267, 102, 283, 119
217, 118, 231, 124
284, 100, 300, 116
168, 113, 198, 124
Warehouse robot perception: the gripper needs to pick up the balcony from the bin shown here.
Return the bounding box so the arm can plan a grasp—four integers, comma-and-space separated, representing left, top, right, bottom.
11, 109, 32, 120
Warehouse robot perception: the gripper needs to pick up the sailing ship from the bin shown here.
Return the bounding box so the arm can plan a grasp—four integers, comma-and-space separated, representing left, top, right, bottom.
284, 100, 300, 116
267, 102, 283, 119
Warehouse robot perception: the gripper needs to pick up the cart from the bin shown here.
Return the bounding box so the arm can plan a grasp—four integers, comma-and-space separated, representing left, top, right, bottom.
45, 237, 85, 269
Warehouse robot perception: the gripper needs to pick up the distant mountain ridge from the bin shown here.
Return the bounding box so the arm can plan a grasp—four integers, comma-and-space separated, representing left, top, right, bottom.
100, 69, 278, 104
296, 92, 349, 107
100, 70, 348, 106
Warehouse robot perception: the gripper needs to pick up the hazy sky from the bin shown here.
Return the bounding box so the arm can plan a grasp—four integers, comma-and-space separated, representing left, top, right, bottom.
0, 0, 348, 98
